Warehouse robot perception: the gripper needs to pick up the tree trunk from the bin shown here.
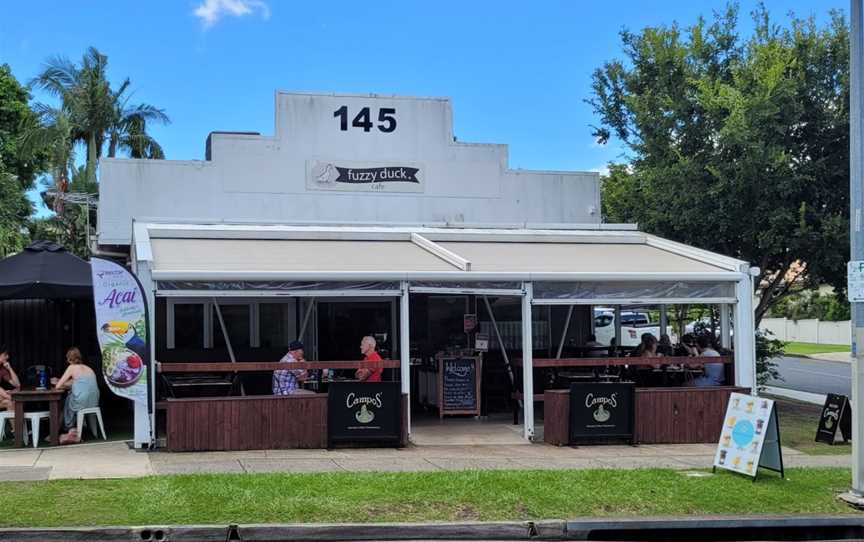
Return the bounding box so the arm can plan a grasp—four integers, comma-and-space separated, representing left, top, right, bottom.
107, 134, 117, 158
87, 134, 97, 179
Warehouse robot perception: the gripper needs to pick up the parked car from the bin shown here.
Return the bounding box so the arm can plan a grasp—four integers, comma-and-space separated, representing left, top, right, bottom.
593, 308, 670, 347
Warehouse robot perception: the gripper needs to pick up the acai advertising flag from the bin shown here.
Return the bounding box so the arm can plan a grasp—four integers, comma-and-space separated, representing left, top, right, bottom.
91, 258, 150, 406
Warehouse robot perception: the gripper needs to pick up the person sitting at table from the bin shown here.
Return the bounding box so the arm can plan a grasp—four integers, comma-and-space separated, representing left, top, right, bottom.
355, 336, 383, 382
584, 334, 606, 358
634, 333, 663, 368
690, 335, 725, 387
675, 333, 698, 357
51, 347, 99, 444
0, 345, 21, 411
658, 334, 674, 356
273, 340, 314, 395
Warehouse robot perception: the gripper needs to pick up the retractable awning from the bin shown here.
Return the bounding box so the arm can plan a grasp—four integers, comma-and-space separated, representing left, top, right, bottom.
140, 225, 747, 303
147, 235, 741, 282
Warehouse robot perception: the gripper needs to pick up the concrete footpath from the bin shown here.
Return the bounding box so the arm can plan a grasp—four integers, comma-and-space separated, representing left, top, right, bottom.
798, 352, 853, 363
0, 441, 849, 481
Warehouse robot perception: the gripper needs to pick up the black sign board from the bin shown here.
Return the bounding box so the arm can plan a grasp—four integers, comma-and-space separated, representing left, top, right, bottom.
327, 382, 401, 446
439, 357, 481, 418
569, 382, 635, 443
816, 393, 852, 445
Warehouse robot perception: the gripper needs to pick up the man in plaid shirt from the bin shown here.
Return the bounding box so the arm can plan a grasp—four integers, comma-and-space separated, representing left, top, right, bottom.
272, 340, 310, 395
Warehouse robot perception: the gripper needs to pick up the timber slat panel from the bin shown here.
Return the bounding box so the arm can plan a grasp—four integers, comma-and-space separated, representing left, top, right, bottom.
635, 387, 748, 444
543, 386, 747, 445
543, 390, 570, 446
166, 395, 329, 451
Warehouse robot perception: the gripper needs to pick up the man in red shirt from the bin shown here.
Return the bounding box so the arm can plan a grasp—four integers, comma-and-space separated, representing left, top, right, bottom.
355, 336, 383, 382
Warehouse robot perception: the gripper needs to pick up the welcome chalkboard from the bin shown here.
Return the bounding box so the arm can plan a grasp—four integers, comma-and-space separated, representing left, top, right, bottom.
816, 393, 851, 445
438, 357, 482, 418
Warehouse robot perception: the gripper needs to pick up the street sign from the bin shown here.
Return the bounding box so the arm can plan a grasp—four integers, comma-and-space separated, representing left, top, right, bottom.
848, 261, 864, 302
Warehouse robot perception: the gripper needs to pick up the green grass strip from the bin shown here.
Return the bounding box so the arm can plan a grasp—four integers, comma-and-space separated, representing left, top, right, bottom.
0, 468, 856, 527
785, 342, 850, 355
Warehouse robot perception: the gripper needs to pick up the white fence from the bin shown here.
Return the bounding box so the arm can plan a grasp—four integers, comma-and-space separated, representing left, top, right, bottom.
760, 318, 851, 345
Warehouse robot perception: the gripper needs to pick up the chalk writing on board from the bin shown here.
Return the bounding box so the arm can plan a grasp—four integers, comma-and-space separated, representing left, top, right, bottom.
442, 358, 477, 411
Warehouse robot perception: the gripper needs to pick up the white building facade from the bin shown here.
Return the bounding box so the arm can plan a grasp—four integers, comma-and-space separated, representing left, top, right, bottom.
97, 91, 756, 448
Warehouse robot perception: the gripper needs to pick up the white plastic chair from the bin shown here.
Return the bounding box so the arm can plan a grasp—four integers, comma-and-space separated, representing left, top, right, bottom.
24, 412, 49, 448
0, 411, 18, 443
76, 407, 107, 440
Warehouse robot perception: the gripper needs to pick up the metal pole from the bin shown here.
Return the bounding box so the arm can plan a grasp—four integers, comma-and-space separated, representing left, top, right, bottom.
213, 298, 245, 396
298, 298, 315, 340
720, 304, 731, 350
521, 282, 535, 440
556, 305, 575, 359
849, 0, 864, 501
482, 296, 517, 393
400, 281, 411, 437
659, 304, 668, 339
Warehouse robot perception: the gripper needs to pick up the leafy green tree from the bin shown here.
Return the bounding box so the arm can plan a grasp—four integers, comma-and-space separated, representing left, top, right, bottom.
0, 170, 31, 257
0, 64, 44, 256
107, 79, 169, 159
30, 46, 169, 178
23, 47, 168, 256
20, 104, 76, 199
766, 289, 851, 321
590, 4, 849, 326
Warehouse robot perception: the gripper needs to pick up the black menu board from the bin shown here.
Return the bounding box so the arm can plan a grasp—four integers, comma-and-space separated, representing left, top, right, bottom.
328, 382, 402, 446
569, 382, 635, 444
815, 393, 851, 445
438, 357, 481, 418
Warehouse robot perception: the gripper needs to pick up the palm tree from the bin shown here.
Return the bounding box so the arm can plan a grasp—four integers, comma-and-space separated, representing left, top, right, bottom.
107, 79, 170, 159
30, 47, 112, 179
19, 103, 76, 208
29, 46, 169, 176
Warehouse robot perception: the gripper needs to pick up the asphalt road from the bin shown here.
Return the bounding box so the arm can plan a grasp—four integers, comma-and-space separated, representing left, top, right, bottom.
768, 355, 851, 397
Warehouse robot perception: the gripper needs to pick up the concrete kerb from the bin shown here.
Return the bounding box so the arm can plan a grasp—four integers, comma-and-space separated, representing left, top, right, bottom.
3, 517, 864, 542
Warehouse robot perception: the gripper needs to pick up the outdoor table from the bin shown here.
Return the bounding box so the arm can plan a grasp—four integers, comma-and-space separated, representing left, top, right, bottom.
11, 389, 65, 447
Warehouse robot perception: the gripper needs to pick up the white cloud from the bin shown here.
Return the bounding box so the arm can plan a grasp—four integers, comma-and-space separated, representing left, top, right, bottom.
589, 165, 610, 177
193, 0, 270, 28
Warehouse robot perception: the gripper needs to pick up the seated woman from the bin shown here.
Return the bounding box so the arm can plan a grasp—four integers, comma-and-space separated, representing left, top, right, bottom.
690, 335, 725, 387
634, 333, 663, 369
0, 345, 21, 411
51, 347, 100, 444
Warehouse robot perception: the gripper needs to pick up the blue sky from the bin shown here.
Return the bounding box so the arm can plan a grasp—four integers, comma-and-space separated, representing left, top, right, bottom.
0, 0, 847, 213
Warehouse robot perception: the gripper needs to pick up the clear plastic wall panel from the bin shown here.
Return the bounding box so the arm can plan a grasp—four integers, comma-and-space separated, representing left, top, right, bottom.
157, 280, 400, 292
477, 321, 549, 350
533, 281, 736, 302
409, 281, 521, 291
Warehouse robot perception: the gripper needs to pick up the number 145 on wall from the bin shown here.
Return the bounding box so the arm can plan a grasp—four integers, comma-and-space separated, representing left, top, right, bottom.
333, 106, 397, 133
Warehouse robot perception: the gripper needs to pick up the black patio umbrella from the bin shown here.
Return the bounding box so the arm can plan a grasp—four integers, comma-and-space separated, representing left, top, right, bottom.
0, 240, 92, 300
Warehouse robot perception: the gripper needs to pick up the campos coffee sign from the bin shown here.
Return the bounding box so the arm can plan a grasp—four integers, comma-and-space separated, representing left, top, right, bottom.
569, 382, 635, 444
328, 382, 402, 445
307, 160, 424, 193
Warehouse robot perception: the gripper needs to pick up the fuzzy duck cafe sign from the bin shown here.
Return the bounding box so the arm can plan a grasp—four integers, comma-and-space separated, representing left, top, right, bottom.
308, 160, 424, 193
